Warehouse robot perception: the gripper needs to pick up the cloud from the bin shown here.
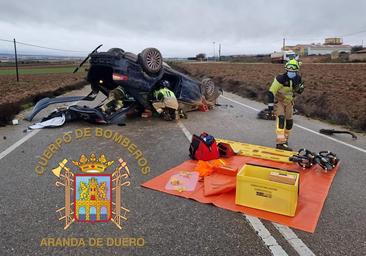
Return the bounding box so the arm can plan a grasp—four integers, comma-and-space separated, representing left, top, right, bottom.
0, 0, 365, 57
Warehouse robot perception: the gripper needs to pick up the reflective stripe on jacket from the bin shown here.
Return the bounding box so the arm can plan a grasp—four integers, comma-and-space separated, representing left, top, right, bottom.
154, 87, 176, 100
269, 73, 302, 104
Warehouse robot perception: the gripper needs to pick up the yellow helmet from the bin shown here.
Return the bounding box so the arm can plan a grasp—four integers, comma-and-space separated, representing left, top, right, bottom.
285, 59, 300, 71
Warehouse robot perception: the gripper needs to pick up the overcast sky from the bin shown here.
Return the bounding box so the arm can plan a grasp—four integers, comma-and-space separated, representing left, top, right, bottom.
0, 0, 365, 57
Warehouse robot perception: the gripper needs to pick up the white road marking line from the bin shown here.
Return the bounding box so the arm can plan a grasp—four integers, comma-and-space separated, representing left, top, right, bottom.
177, 121, 192, 140
177, 120, 288, 256
222, 95, 260, 112
293, 124, 366, 153
0, 98, 81, 162
245, 215, 288, 256
221, 95, 366, 154
273, 223, 315, 256
221, 94, 319, 255
0, 130, 40, 161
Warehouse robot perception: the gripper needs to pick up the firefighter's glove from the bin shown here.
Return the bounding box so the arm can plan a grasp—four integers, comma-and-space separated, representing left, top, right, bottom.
294, 82, 305, 94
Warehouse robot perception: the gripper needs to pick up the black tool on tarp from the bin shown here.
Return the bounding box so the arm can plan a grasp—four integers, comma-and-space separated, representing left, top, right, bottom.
289, 148, 315, 169
315, 151, 339, 171
289, 148, 339, 171
319, 129, 357, 140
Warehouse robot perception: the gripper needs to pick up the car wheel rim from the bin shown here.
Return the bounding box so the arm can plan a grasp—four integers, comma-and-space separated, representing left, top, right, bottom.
205, 81, 215, 96
146, 50, 161, 71
203, 80, 215, 96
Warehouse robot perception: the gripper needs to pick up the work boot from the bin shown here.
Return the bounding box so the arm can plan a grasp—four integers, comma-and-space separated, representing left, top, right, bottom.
276, 143, 293, 151
141, 109, 152, 118
162, 109, 173, 121
179, 109, 188, 119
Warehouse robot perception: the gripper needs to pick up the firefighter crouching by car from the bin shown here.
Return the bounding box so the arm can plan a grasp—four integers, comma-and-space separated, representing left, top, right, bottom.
152, 80, 180, 121
100, 87, 124, 115
267, 59, 304, 151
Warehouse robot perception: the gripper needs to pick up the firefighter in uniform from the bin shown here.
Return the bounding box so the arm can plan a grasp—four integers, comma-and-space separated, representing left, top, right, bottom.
100, 87, 125, 115
152, 80, 179, 121
267, 59, 304, 151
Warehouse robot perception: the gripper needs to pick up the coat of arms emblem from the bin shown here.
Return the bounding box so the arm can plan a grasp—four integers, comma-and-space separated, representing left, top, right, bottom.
52, 153, 130, 229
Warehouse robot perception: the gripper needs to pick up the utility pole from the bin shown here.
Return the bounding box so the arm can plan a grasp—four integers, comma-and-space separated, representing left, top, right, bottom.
283, 38, 286, 50
218, 43, 221, 61
212, 41, 216, 61
13, 38, 19, 82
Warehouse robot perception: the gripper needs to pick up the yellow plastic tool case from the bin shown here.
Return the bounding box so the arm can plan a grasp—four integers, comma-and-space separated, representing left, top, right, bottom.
235, 164, 299, 216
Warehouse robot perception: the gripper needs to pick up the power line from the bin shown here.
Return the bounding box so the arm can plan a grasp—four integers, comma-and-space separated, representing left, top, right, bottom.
0, 37, 88, 53
285, 29, 366, 42
16, 40, 88, 53
0, 38, 13, 43
340, 29, 366, 37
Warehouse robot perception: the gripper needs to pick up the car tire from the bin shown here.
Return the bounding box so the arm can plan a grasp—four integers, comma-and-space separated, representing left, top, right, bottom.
139, 48, 163, 75
201, 78, 219, 103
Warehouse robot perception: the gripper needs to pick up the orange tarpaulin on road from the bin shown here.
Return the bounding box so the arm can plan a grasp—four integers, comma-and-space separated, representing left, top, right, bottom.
142, 156, 340, 233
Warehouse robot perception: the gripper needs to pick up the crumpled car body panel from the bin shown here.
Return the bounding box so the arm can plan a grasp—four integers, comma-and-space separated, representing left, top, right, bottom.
26, 48, 215, 123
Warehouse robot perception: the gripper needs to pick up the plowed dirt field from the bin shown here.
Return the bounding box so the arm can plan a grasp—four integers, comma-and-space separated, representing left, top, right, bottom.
0, 72, 87, 124
173, 62, 366, 131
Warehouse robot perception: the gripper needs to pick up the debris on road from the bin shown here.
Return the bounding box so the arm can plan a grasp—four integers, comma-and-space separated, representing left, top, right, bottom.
319, 129, 358, 140
29, 113, 66, 129
215, 103, 234, 108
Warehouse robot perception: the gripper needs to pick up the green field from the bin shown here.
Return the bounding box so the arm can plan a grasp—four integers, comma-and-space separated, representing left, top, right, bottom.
0, 66, 76, 75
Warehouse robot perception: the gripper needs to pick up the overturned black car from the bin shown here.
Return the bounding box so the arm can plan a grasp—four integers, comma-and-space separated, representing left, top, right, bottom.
26, 46, 220, 125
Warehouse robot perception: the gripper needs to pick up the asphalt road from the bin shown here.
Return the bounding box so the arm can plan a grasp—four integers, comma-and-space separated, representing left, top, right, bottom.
0, 87, 365, 256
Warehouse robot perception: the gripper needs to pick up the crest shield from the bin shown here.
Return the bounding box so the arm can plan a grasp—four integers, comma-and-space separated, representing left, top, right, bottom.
74, 174, 112, 222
